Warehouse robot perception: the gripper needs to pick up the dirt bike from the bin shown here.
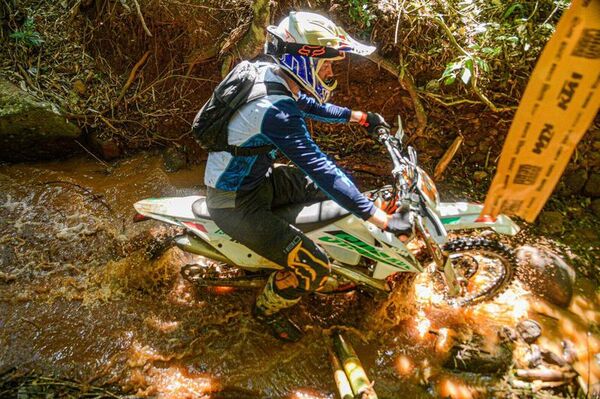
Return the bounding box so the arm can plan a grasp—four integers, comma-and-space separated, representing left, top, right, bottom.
133, 119, 520, 306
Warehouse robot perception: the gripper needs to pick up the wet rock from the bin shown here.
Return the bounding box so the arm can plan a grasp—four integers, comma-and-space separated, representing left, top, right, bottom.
464, 136, 479, 147
578, 227, 599, 242
591, 198, 600, 218
562, 168, 588, 195
498, 326, 518, 343
163, 147, 188, 172
517, 319, 542, 343
583, 172, 600, 197
562, 339, 578, 364
468, 151, 487, 165
516, 246, 575, 308
540, 348, 567, 367
473, 171, 488, 183
88, 131, 121, 160
537, 211, 565, 235
444, 334, 513, 374
478, 138, 492, 152
524, 344, 542, 367
0, 79, 81, 161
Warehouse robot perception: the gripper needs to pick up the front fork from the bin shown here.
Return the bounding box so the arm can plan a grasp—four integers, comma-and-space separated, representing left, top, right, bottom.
415, 215, 460, 297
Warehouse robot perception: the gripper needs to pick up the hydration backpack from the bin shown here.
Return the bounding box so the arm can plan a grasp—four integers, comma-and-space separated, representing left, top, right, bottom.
192, 61, 292, 156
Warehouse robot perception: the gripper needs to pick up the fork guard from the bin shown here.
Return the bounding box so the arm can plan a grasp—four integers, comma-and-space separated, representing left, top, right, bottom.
436, 202, 520, 236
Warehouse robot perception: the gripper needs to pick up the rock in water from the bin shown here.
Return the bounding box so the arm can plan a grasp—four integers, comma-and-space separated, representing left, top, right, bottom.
584, 172, 600, 197
537, 211, 565, 235
517, 319, 542, 344
444, 333, 513, 374
0, 79, 81, 161
163, 147, 187, 172
516, 246, 575, 307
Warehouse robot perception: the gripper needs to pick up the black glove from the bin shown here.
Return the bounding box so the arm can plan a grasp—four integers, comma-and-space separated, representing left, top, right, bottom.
385, 211, 413, 236
360, 112, 390, 135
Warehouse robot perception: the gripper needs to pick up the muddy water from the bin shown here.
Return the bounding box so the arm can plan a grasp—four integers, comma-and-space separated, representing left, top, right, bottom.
0, 153, 598, 398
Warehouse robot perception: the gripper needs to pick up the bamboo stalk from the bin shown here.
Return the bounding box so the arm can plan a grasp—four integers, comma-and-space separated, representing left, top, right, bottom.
329, 347, 354, 399
332, 332, 378, 399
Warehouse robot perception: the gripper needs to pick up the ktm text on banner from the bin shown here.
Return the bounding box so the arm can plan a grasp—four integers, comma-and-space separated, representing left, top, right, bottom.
482, 0, 600, 223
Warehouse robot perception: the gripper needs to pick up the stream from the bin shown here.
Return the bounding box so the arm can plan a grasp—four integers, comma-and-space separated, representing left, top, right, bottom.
0, 153, 598, 398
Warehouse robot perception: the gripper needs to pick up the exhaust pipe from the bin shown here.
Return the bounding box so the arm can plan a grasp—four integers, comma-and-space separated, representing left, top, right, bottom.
173, 234, 234, 264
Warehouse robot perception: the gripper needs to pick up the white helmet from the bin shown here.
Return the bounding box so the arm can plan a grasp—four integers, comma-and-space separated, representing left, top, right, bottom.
265, 11, 376, 103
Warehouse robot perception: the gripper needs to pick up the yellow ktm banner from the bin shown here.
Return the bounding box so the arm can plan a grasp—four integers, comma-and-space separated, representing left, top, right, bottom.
482, 0, 600, 223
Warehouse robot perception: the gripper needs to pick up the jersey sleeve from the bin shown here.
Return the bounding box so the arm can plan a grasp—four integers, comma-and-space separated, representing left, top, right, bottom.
261, 98, 376, 220
296, 93, 352, 124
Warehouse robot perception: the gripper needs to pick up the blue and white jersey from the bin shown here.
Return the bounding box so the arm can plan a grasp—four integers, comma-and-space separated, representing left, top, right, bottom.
204, 63, 376, 221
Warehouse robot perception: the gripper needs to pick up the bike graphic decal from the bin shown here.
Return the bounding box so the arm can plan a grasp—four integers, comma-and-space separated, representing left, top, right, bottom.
441, 216, 461, 225
318, 231, 414, 271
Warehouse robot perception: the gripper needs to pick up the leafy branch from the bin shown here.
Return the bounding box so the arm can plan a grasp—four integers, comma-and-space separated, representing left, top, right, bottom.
431, 15, 512, 113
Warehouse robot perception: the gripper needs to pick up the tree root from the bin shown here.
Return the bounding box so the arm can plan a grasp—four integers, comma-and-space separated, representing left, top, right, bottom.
131, 0, 152, 37
366, 53, 428, 137
220, 0, 270, 77
115, 50, 151, 106
185, 0, 270, 77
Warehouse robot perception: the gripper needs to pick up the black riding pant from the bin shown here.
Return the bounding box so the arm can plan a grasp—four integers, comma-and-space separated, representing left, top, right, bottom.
207, 165, 331, 300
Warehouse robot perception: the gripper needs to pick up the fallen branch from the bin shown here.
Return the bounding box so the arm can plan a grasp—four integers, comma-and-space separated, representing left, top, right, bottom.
74, 140, 111, 169
115, 50, 151, 106
434, 135, 463, 180
515, 368, 577, 382
418, 90, 485, 107
42, 180, 113, 215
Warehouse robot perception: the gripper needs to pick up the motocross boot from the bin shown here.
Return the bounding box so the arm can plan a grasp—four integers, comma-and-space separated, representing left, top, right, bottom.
253, 272, 303, 342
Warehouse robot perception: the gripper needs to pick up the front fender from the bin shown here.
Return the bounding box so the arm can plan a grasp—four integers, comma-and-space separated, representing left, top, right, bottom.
436, 202, 520, 236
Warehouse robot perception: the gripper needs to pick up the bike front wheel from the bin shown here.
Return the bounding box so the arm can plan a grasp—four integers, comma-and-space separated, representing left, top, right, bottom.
442, 237, 518, 306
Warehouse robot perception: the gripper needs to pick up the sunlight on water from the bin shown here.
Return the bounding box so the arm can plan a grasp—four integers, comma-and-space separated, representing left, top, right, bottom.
286, 389, 332, 399
438, 377, 476, 399
132, 365, 216, 398
414, 274, 445, 305
144, 316, 180, 333
395, 354, 414, 376
415, 309, 432, 339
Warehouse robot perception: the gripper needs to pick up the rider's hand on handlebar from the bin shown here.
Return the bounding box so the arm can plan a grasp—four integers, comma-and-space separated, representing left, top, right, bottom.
358, 112, 390, 135
384, 211, 413, 237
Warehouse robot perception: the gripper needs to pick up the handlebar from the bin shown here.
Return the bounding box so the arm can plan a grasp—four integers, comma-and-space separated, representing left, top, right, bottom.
372, 123, 420, 206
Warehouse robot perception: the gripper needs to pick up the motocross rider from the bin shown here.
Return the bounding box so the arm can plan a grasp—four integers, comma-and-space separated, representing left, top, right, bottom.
205, 11, 412, 342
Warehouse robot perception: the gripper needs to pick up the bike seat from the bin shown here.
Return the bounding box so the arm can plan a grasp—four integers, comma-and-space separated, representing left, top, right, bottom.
274, 199, 351, 232
191, 198, 350, 232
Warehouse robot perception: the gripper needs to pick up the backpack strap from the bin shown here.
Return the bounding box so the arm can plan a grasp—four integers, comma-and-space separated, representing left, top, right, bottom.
265, 81, 293, 97
226, 81, 293, 156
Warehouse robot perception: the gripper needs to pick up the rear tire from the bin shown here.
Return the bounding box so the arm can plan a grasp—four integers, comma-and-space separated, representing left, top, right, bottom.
442, 237, 518, 306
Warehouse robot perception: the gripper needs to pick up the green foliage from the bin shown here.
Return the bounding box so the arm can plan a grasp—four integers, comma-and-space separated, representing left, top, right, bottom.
441, 56, 489, 86
347, 0, 376, 30
438, 0, 568, 90
10, 17, 43, 47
